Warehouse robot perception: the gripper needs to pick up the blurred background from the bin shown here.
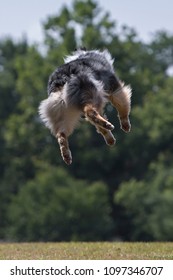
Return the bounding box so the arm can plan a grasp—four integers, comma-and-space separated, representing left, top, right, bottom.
0, 0, 173, 242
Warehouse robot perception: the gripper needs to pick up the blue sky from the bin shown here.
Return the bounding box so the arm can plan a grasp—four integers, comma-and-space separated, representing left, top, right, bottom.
0, 0, 172, 43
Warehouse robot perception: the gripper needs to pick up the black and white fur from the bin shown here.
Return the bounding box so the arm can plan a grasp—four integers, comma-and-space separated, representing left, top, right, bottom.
39, 48, 132, 164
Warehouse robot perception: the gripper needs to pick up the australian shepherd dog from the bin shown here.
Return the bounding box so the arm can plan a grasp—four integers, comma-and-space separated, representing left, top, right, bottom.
38, 48, 132, 165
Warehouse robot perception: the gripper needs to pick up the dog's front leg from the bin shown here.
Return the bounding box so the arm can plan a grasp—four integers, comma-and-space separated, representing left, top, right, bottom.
56, 132, 72, 165
83, 104, 114, 130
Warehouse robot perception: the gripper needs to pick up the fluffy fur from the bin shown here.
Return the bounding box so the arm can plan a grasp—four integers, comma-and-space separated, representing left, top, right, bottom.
38, 48, 132, 164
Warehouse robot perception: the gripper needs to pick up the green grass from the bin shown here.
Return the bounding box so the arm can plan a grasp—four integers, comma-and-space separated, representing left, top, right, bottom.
0, 242, 173, 260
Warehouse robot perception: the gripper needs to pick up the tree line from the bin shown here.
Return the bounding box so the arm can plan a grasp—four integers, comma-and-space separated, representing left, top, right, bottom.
1, 0, 173, 241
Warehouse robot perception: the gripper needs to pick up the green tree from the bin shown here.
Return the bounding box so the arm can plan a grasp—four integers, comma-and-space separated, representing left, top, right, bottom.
115, 157, 173, 241
3, 45, 49, 191
113, 75, 173, 240
0, 38, 28, 238
7, 167, 113, 241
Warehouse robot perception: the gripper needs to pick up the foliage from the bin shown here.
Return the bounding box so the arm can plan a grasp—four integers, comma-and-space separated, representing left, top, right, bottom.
115, 158, 173, 241
0, 0, 173, 241
7, 167, 113, 241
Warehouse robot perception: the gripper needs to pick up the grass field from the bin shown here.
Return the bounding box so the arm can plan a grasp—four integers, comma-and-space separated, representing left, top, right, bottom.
0, 242, 173, 260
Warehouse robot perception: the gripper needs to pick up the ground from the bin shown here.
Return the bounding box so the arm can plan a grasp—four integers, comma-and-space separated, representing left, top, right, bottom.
0, 242, 173, 260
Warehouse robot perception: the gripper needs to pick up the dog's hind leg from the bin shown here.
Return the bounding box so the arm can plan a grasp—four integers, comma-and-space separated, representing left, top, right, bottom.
108, 84, 132, 133
96, 126, 116, 146
83, 104, 114, 131
56, 132, 72, 165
